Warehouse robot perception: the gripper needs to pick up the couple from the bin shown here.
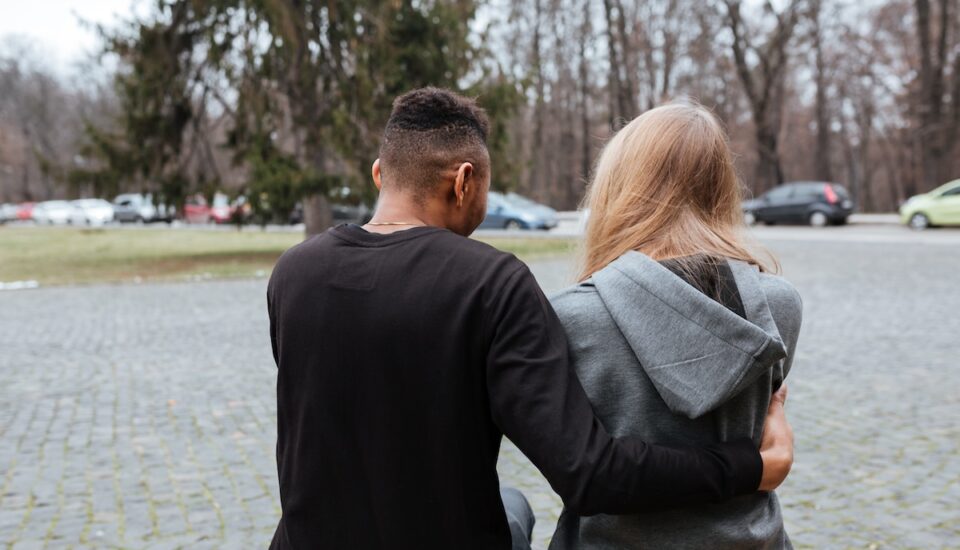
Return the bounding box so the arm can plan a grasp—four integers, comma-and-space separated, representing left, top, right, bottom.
267, 88, 801, 549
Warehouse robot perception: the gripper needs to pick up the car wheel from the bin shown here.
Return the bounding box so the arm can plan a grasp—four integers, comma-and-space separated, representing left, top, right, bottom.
808, 211, 828, 227
743, 211, 757, 226
909, 213, 930, 231
504, 220, 523, 230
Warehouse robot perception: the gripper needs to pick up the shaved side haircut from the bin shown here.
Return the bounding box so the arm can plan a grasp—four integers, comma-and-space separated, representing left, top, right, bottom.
379, 87, 491, 202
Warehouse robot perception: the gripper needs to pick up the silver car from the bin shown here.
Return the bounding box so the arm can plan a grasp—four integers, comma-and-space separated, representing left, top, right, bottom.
479, 192, 558, 230
112, 193, 174, 223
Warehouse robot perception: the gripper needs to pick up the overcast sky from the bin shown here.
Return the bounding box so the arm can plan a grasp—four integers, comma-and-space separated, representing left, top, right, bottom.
0, 0, 144, 74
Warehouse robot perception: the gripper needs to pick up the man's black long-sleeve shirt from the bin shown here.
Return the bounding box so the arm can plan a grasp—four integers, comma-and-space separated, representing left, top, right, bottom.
267, 224, 762, 549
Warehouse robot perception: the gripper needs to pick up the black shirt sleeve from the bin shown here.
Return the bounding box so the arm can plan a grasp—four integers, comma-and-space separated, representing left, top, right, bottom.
485, 263, 762, 515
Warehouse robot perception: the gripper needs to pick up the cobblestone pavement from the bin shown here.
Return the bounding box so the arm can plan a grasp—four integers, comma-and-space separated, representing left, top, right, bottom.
1, 227, 959, 549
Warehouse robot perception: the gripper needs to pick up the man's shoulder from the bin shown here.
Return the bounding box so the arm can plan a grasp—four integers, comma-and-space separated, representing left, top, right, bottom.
272, 227, 527, 281
273, 231, 331, 270
431, 231, 528, 275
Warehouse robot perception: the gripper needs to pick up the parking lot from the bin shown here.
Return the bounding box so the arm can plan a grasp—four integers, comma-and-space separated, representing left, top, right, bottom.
1, 224, 959, 548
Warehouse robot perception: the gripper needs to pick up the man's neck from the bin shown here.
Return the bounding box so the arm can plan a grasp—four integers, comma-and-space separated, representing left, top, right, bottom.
363, 194, 445, 235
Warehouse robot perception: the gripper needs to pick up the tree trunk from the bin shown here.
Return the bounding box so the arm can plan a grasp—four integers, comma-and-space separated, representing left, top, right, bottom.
578, 0, 592, 183
812, 0, 832, 182
303, 193, 333, 236
613, 0, 637, 119
21, 125, 32, 201
531, 0, 547, 201
857, 99, 875, 212
913, 0, 954, 188
755, 124, 784, 192
603, 0, 624, 127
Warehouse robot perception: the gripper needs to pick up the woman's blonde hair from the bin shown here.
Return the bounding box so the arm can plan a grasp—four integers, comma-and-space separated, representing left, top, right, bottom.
579, 101, 776, 281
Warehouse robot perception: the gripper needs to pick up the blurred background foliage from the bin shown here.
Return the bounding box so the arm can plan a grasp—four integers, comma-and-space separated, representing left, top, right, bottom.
1, 0, 959, 228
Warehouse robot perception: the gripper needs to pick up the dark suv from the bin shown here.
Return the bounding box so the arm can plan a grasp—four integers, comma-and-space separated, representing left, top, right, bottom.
743, 182, 854, 226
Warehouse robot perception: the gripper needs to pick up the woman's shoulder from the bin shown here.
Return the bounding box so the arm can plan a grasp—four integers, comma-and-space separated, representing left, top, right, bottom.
550, 280, 600, 304
549, 281, 606, 326
756, 270, 803, 317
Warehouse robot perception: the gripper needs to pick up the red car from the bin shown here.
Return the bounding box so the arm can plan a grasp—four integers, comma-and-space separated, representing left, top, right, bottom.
182, 195, 211, 224
16, 202, 35, 221
211, 194, 252, 224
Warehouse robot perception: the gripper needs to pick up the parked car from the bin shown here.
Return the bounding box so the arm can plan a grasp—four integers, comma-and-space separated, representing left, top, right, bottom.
0, 203, 17, 224
69, 199, 115, 226
288, 201, 373, 225
182, 195, 211, 224
113, 194, 174, 223
479, 191, 558, 230
208, 193, 252, 224
210, 193, 234, 224
333, 203, 372, 225
16, 202, 35, 221
32, 201, 77, 225
899, 179, 960, 230
743, 182, 854, 227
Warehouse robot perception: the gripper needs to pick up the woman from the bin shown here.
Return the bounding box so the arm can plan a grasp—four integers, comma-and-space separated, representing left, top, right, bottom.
549, 102, 802, 549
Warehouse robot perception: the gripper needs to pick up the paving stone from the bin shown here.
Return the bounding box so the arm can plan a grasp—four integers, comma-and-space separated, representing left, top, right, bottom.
1, 235, 958, 548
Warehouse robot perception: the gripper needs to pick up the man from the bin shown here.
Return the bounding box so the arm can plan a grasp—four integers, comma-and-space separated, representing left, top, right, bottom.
267, 88, 794, 549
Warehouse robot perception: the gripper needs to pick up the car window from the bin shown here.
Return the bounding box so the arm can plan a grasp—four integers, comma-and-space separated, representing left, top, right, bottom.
792, 184, 823, 200
764, 186, 794, 201
942, 186, 960, 197
505, 193, 538, 208
487, 193, 505, 209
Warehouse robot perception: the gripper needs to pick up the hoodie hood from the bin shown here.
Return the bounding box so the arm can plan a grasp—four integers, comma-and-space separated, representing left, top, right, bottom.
591, 251, 787, 419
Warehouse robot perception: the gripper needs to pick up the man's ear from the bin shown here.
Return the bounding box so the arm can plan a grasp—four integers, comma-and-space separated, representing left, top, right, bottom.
453, 162, 474, 208
372, 159, 383, 191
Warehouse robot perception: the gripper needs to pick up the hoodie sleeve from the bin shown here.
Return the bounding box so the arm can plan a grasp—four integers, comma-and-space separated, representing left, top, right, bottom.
484, 262, 763, 514
759, 274, 804, 383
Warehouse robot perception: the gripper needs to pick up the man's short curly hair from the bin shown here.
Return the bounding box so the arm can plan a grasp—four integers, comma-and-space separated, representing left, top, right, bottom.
379, 87, 490, 202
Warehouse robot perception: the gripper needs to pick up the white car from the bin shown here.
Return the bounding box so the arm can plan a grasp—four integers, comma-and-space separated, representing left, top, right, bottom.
32, 201, 77, 225
70, 199, 115, 226
0, 203, 17, 224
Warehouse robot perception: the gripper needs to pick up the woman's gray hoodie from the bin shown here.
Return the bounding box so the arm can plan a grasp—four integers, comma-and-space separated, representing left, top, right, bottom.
548, 251, 802, 550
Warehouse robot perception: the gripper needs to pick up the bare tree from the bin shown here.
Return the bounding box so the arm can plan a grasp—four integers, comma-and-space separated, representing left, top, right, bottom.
722, 0, 806, 191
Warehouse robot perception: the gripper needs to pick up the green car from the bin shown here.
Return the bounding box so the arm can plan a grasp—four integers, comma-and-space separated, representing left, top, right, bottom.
900, 179, 960, 230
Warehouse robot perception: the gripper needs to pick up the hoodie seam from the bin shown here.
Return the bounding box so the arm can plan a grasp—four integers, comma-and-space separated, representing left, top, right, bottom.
727, 337, 775, 397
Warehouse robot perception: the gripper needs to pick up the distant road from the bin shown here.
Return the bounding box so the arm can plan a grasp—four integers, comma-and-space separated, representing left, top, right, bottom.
475, 211, 958, 242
